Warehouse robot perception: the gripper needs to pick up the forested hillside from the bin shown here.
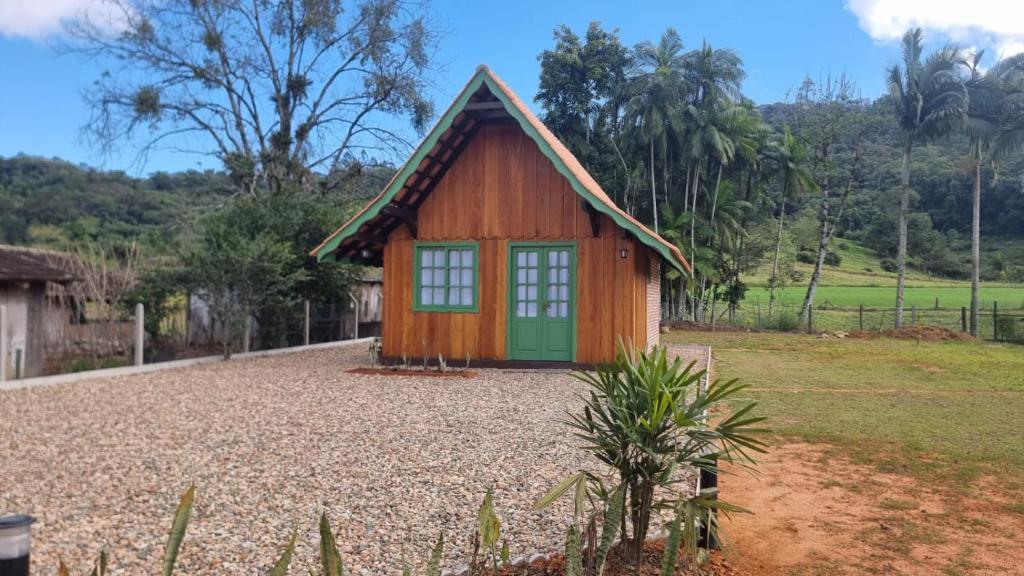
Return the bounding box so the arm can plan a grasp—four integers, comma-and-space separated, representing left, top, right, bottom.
0, 155, 394, 252
760, 98, 1024, 279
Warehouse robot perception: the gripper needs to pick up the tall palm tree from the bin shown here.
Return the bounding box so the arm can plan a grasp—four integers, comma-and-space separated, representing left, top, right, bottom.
622, 28, 688, 232
886, 28, 966, 327
765, 125, 817, 322
962, 51, 1003, 336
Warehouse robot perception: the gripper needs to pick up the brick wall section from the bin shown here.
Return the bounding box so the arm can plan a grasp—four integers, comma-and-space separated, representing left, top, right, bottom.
647, 255, 660, 348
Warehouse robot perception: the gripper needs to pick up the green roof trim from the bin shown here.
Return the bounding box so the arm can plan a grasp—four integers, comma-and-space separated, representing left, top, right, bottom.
312, 66, 688, 274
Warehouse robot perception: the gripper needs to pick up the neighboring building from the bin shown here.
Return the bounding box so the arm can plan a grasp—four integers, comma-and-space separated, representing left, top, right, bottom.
312, 66, 690, 365
0, 245, 75, 378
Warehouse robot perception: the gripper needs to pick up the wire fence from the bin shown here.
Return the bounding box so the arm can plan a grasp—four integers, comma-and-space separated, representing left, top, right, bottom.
716, 299, 1024, 343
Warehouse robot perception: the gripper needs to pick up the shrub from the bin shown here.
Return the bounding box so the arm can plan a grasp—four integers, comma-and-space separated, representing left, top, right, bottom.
880, 258, 898, 273
537, 341, 766, 569
796, 250, 816, 264
766, 311, 800, 332
824, 251, 842, 266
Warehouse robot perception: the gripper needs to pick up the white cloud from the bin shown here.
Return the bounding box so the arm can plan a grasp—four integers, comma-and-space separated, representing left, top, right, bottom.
846, 0, 1024, 58
0, 0, 124, 40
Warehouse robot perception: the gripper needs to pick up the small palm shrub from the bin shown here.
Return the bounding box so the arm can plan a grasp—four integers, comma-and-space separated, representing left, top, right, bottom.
538, 341, 766, 570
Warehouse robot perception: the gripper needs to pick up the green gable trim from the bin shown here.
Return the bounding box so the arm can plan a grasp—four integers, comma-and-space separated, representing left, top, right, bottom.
312, 71, 490, 262
312, 68, 686, 274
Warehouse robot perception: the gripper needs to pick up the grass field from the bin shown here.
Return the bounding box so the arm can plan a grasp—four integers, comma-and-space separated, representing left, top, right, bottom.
664, 330, 1024, 474
733, 239, 1024, 336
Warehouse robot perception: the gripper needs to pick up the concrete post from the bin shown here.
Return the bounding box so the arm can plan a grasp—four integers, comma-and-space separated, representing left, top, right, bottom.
303, 300, 310, 346
134, 303, 144, 367
0, 304, 7, 383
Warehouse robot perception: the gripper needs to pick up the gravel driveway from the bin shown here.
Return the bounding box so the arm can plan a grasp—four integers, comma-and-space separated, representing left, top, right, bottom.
0, 343, 708, 575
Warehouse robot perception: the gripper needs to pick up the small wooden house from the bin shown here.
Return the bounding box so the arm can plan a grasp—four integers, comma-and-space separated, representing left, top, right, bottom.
312, 66, 689, 365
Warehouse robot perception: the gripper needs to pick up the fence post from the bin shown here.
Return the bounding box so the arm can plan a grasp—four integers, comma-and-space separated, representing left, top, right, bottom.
303, 300, 310, 346
935, 297, 939, 310
993, 301, 999, 340
242, 317, 251, 353
697, 455, 719, 550
756, 303, 762, 328
807, 307, 813, 335
0, 304, 7, 383
911, 306, 917, 326
134, 303, 144, 367
859, 304, 864, 331
961, 307, 967, 332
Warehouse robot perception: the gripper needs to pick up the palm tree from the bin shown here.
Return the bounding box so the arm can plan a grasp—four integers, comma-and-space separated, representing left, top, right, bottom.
622, 28, 688, 232
886, 28, 966, 327
962, 51, 1003, 336
765, 125, 817, 322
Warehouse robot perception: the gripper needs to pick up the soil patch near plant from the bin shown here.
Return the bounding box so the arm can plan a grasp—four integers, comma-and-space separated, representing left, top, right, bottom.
346, 367, 478, 378
717, 440, 1024, 575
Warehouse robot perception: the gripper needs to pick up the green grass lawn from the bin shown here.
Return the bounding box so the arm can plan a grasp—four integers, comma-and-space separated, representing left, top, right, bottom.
663, 330, 1024, 476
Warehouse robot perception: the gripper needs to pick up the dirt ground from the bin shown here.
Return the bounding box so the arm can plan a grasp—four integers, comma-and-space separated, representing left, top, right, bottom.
717, 441, 1024, 575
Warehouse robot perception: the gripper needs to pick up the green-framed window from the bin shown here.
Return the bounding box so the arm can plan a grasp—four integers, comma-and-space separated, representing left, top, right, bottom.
413, 242, 479, 312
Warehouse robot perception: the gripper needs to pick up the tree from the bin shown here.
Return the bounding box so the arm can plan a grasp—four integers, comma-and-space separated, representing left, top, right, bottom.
886, 28, 966, 327
67, 0, 437, 192
962, 51, 1003, 336
765, 125, 816, 322
622, 28, 688, 232
179, 196, 309, 359
793, 75, 864, 321
536, 23, 630, 163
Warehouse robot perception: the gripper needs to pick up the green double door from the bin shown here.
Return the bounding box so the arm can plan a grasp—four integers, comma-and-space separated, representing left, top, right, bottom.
508, 244, 575, 361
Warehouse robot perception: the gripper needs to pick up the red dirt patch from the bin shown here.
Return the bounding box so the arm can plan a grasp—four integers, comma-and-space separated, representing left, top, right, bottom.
848, 325, 974, 342
346, 367, 479, 378
718, 441, 1024, 575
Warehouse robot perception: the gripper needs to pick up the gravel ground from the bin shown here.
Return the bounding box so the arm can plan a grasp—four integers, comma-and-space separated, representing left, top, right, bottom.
0, 344, 708, 575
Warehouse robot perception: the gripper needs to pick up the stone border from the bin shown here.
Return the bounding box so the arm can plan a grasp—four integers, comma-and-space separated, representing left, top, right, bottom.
0, 337, 375, 392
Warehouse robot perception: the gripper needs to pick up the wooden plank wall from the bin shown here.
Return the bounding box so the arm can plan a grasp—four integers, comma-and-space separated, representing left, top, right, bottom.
382, 124, 653, 363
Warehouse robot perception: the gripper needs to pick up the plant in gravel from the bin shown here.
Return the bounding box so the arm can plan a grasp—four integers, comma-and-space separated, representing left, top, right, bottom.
537, 340, 767, 569
369, 338, 382, 366
58, 486, 447, 576
437, 354, 448, 373
466, 489, 510, 576
403, 355, 412, 370
465, 354, 472, 370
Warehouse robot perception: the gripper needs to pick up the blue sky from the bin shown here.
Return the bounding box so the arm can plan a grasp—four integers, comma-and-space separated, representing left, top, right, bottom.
1, 0, 1022, 174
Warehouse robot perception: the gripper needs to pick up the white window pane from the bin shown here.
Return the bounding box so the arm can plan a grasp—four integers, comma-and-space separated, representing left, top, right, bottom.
527, 302, 537, 317
461, 288, 473, 305
448, 287, 459, 305
559, 285, 568, 300
517, 285, 526, 300
450, 268, 460, 286
528, 269, 537, 283
421, 287, 433, 305
433, 288, 444, 304
548, 285, 558, 300
528, 252, 538, 266
560, 251, 569, 265
435, 249, 445, 264
560, 268, 568, 283
527, 285, 537, 300
449, 250, 460, 266
461, 268, 472, 286
516, 302, 526, 317
434, 270, 446, 285
517, 252, 526, 266
548, 269, 557, 283
548, 251, 558, 266
423, 250, 433, 267
559, 302, 568, 317
517, 269, 526, 284
462, 250, 473, 266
